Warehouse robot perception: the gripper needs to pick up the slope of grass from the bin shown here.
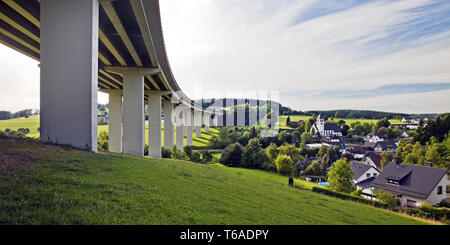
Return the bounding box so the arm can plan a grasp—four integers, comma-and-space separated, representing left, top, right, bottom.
0, 116, 219, 148
0, 138, 431, 225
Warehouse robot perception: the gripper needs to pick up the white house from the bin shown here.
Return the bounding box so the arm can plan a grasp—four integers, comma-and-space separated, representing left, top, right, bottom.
371, 162, 449, 207
364, 133, 384, 143
351, 161, 380, 199
310, 114, 342, 137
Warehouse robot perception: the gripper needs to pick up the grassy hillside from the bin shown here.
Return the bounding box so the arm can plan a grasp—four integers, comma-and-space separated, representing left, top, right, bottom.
0, 137, 431, 225
0, 116, 219, 148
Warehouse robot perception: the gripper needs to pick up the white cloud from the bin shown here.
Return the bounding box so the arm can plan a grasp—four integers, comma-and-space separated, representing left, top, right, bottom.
160, 0, 450, 113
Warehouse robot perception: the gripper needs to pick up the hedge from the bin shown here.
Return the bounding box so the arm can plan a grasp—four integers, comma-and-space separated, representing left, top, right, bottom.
312, 186, 389, 209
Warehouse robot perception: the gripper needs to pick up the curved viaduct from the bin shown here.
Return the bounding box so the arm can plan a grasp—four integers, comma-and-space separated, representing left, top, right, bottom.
0, 0, 218, 157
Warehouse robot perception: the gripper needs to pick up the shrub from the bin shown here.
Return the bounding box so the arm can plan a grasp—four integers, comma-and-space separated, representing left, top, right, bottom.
190, 151, 202, 163
0, 130, 8, 139
98, 131, 109, 151
220, 143, 243, 167
351, 189, 363, 197
161, 148, 172, 158
184, 146, 194, 161
202, 151, 213, 163
275, 154, 293, 175
312, 186, 389, 209
373, 189, 399, 207
171, 145, 184, 160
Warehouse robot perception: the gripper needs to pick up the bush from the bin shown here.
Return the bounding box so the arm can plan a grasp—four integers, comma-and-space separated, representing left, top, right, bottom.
190, 151, 202, 163
312, 186, 389, 209
220, 143, 243, 167
351, 189, 363, 197
184, 146, 194, 161
0, 130, 8, 139
171, 145, 184, 160
275, 154, 293, 175
98, 131, 109, 151
373, 189, 399, 207
161, 148, 172, 158
202, 151, 213, 163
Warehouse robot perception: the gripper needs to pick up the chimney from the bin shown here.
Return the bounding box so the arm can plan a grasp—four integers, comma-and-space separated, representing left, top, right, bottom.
424, 162, 433, 167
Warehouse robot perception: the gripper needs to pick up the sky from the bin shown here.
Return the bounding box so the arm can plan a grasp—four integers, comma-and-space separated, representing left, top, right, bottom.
0, 0, 449, 114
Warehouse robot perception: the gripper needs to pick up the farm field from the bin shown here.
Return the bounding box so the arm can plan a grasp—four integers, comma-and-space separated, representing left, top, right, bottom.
0, 137, 431, 225
279, 115, 405, 128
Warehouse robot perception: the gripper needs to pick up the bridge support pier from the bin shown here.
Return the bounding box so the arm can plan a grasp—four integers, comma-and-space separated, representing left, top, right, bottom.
185, 109, 193, 146
175, 105, 185, 152
106, 67, 159, 157
194, 111, 202, 138
40, 0, 99, 152
108, 90, 123, 153
163, 101, 174, 150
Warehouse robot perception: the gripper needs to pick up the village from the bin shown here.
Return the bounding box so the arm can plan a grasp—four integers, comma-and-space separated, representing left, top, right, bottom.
284, 114, 449, 209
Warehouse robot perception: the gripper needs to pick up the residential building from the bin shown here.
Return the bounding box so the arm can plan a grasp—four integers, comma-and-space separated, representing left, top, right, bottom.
371, 162, 449, 207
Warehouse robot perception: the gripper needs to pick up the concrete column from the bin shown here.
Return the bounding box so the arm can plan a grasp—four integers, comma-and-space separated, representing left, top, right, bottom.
163, 101, 174, 149
204, 113, 210, 132
105, 67, 159, 157
175, 106, 184, 151
40, 0, 99, 152
185, 109, 193, 146
194, 111, 202, 138
148, 94, 162, 158
108, 91, 122, 152
122, 72, 145, 156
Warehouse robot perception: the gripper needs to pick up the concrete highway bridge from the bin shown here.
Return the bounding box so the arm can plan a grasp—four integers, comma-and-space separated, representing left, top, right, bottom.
0, 0, 220, 157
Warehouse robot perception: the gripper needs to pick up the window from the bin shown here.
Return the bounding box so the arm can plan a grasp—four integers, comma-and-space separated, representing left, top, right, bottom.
437, 186, 443, 195
388, 179, 399, 185
373, 173, 377, 177
366, 173, 370, 178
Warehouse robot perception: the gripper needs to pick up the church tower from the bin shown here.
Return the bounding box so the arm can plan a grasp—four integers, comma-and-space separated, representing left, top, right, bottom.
317, 114, 324, 134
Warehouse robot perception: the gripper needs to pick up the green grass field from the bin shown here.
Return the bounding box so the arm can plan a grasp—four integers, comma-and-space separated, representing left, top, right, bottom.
279, 115, 404, 128
0, 116, 219, 148
0, 137, 431, 225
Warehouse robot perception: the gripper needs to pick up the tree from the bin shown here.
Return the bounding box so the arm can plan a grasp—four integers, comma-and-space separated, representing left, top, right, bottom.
275, 154, 293, 175
304, 160, 322, 176
376, 117, 390, 129
286, 116, 291, 126
266, 142, 279, 162
241, 138, 268, 169
380, 151, 393, 169
327, 158, 354, 193
220, 143, 243, 167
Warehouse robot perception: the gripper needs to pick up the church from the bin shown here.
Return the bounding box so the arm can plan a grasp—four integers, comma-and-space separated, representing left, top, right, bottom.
310, 114, 342, 137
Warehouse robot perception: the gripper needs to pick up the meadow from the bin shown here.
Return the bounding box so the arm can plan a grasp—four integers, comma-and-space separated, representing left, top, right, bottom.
0, 137, 431, 225
0, 116, 219, 148
279, 115, 405, 128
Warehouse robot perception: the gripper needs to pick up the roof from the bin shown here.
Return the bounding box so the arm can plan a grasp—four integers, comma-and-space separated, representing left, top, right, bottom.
364, 152, 382, 168
370, 162, 447, 199
375, 141, 397, 150
363, 142, 377, 148
324, 123, 341, 132
356, 177, 376, 188
351, 161, 373, 179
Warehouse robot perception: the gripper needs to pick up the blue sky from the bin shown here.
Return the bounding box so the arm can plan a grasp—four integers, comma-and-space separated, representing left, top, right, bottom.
0, 0, 449, 113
